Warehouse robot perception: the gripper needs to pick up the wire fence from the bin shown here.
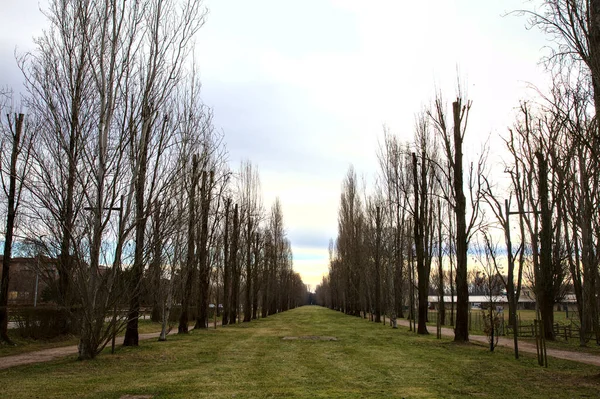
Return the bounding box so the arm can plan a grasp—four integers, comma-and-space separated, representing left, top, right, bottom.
420, 309, 599, 340
422, 309, 506, 335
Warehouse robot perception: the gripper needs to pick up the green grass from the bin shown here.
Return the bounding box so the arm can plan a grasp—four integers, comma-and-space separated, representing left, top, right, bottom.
516, 309, 573, 323
1, 306, 599, 398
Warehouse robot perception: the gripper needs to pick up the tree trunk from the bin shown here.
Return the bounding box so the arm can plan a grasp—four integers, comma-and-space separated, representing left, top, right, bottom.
251, 232, 260, 320
159, 272, 174, 341
588, 1, 600, 144
374, 206, 382, 324
124, 103, 153, 346
0, 113, 24, 344
178, 154, 198, 334
222, 199, 231, 325
453, 100, 469, 342
229, 204, 239, 324
536, 151, 555, 340
437, 200, 446, 326
413, 153, 429, 335
261, 240, 269, 318
395, 217, 405, 319
196, 171, 212, 329
150, 203, 163, 323
243, 218, 253, 322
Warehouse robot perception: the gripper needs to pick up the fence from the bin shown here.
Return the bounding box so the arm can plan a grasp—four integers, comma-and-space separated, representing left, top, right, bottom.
425, 309, 506, 335
415, 309, 599, 341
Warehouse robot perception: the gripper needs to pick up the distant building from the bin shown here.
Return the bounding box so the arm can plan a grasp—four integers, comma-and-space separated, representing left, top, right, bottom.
428, 292, 577, 312
428, 295, 531, 311
0, 255, 58, 305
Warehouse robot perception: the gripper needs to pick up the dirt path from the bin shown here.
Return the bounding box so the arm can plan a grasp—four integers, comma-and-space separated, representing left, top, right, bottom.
1, 318, 226, 370
0, 331, 166, 370
395, 319, 600, 366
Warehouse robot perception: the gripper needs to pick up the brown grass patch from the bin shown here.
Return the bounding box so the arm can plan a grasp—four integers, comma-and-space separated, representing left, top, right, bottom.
282, 335, 338, 341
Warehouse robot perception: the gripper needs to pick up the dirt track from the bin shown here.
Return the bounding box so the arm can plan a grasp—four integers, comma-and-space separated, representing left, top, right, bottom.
0, 331, 164, 370
395, 319, 600, 366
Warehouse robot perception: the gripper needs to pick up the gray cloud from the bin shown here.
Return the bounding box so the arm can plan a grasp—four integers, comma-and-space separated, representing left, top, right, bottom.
288, 228, 335, 251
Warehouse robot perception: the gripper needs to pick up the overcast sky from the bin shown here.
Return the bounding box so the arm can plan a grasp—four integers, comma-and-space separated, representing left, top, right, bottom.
1, 0, 551, 289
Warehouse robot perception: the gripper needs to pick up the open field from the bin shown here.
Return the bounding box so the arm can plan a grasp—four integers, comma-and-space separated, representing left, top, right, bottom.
1, 306, 599, 398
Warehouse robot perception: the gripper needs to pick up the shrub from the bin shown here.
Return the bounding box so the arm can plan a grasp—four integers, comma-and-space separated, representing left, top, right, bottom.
12, 306, 74, 339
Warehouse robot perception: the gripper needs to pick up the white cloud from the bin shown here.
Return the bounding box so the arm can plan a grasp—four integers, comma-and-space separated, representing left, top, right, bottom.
1, 0, 554, 289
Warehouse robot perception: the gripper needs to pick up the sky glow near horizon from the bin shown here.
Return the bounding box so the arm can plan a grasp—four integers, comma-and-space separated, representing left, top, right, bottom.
1, 0, 552, 290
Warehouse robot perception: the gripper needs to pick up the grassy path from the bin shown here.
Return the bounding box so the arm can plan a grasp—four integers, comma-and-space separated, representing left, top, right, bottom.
0, 306, 598, 398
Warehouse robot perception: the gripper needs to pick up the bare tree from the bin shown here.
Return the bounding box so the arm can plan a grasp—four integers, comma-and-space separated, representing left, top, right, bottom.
234, 160, 263, 322
0, 103, 34, 344
195, 170, 214, 329
518, 0, 600, 147
505, 101, 570, 341
482, 177, 525, 358
335, 167, 364, 316
123, 0, 207, 347
178, 154, 199, 334
377, 130, 409, 321
19, 0, 104, 334
222, 198, 231, 325
475, 230, 504, 352
429, 93, 485, 342
229, 203, 240, 323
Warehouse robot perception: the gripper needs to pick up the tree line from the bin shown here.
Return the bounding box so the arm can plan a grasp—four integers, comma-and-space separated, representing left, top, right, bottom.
0, 0, 308, 360
316, 0, 600, 357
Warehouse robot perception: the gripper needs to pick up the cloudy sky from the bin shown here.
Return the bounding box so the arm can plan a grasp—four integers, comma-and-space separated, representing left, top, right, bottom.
1, 0, 551, 289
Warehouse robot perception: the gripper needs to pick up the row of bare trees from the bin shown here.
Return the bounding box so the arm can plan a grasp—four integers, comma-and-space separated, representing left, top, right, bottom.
0, 0, 307, 360
317, 78, 599, 352
317, 1, 600, 355
316, 94, 484, 344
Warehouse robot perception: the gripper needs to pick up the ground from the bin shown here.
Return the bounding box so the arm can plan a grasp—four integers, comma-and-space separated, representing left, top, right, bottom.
0, 306, 599, 398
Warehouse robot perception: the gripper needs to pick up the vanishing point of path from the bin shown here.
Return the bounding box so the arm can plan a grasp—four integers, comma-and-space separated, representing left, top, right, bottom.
1, 317, 599, 370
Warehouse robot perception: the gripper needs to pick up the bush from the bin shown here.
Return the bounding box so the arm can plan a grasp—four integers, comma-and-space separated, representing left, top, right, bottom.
12, 306, 75, 339
483, 310, 503, 350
